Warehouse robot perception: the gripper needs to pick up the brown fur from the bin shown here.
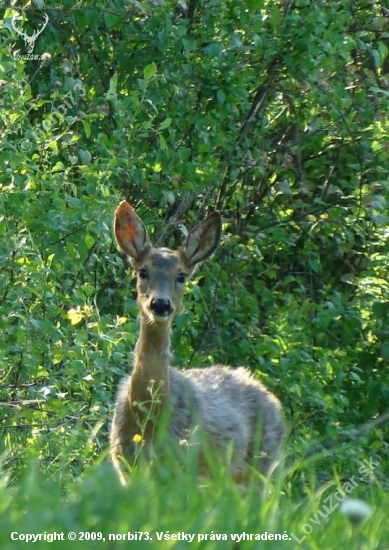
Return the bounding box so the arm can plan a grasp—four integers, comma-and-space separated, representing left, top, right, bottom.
110, 202, 285, 484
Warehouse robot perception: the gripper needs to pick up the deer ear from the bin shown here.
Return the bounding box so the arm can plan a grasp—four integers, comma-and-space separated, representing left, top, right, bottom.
183, 211, 221, 267
114, 201, 150, 260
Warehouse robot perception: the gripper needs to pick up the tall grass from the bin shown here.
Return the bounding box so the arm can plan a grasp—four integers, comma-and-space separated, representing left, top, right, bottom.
1, 438, 387, 550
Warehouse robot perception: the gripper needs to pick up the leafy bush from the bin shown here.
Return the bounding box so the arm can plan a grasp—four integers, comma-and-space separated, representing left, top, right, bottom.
0, 0, 388, 546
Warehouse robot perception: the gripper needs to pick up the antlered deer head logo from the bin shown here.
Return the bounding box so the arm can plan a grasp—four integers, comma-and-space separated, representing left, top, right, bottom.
11, 12, 49, 54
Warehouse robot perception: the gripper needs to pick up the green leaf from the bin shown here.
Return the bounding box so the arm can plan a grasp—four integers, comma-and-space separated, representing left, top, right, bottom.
159, 118, 172, 130
217, 89, 226, 104
78, 149, 92, 165
81, 119, 91, 138
67, 308, 84, 325
370, 86, 389, 97
144, 63, 157, 80
159, 134, 167, 149
109, 73, 118, 95
372, 302, 389, 320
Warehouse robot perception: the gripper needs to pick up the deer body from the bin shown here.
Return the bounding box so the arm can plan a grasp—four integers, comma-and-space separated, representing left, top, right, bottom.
110, 202, 284, 484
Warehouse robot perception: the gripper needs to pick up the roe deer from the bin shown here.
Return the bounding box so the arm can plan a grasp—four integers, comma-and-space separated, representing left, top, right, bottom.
110, 201, 284, 484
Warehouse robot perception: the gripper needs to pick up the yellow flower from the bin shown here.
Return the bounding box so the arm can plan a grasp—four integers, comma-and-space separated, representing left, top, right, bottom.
133, 434, 142, 444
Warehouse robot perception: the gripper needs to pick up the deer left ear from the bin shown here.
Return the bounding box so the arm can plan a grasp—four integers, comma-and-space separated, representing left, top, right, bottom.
183, 211, 221, 267
114, 201, 150, 260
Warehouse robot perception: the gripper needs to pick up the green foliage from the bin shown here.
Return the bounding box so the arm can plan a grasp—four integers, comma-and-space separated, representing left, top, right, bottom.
0, 454, 387, 550
1, 0, 389, 545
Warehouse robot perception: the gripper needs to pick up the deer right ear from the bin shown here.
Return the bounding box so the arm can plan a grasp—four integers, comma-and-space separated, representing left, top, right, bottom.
114, 201, 150, 260
183, 211, 222, 267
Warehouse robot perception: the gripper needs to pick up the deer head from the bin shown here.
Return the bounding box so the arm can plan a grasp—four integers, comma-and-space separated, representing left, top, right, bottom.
114, 201, 222, 324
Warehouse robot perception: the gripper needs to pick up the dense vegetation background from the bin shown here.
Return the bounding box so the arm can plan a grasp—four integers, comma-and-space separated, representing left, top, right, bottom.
0, 0, 388, 547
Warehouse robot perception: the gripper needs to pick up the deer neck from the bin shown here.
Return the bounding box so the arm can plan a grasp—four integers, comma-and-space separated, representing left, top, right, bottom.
129, 317, 172, 409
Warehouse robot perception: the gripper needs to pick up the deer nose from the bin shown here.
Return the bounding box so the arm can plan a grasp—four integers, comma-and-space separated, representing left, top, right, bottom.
150, 297, 172, 316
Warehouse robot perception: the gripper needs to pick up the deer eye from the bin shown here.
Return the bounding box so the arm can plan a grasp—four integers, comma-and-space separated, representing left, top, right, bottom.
176, 273, 186, 284
138, 268, 149, 280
